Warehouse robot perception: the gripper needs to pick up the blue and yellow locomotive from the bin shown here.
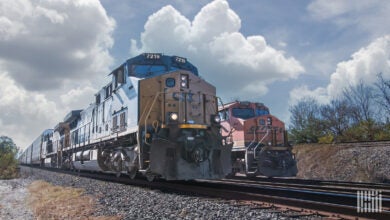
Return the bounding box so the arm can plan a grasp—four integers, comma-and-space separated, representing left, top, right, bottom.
19, 53, 232, 181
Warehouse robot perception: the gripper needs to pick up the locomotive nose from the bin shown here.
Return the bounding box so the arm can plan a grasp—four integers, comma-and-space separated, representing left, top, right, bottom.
181, 133, 210, 164
191, 148, 205, 164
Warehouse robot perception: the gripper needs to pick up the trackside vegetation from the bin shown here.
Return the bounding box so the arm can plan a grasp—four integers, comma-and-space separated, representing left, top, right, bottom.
28, 180, 121, 219
0, 136, 19, 179
289, 74, 390, 144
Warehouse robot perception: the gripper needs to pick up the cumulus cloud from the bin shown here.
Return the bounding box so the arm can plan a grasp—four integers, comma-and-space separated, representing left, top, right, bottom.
130, 0, 304, 99
0, 0, 115, 149
327, 35, 390, 97
289, 86, 329, 106
60, 86, 97, 109
0, 0, 115, 91
0, 71, 59, 148
289, 35, 390, 103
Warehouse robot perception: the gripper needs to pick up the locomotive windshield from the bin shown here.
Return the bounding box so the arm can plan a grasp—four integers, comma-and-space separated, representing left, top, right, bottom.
256, 108, 269, 116
232, 108, 255, 119
129, 64, 169, 77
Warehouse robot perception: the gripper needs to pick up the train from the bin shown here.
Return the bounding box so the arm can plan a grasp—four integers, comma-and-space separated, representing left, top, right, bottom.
219, 101, 297, 177
18, 53, 233, 181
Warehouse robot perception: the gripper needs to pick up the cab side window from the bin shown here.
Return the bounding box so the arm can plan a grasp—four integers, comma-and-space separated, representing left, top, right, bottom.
218, 109, 229, 121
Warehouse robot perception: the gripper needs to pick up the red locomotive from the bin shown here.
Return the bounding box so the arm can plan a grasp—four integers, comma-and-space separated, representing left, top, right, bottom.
219, 101, 297, 177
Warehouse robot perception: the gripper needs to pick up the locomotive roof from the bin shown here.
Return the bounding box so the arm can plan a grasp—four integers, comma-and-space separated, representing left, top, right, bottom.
110, 53, 199, 79
218, 101, 269, 111
63, 110, 82, 123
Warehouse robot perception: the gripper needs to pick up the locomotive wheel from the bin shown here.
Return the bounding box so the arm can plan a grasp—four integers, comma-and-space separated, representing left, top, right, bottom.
245, 172, 256, 178
146, 172, 156, 182
128, 168, 137, 179
225, 171, 236, 178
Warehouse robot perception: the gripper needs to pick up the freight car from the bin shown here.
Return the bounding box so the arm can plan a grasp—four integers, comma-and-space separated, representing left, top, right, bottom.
219, 101, 297, 177
19, 53, 232, 181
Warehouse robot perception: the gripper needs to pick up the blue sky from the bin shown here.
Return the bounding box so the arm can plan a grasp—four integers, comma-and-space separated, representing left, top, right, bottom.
1, 0, 389, 149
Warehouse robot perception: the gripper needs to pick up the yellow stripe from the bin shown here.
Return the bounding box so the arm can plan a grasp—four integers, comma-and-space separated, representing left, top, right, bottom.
178, 124, 208, 129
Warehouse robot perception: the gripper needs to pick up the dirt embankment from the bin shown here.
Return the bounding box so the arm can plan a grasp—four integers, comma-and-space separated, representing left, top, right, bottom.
293, 144, 390, 183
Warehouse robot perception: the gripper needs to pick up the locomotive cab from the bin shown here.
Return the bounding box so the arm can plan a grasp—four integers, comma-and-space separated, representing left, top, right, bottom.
138, 70, 232, 180
220, 101, 297, 177
20, 53, 232, 181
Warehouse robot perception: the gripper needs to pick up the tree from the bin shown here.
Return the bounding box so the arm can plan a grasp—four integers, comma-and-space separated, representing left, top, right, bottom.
342, 82, 378, 141
342, 81, 376, 123
0, 136, 19, 179
375, 73, 390, 117
320, 99, 353, 142
289, 97, 323, 143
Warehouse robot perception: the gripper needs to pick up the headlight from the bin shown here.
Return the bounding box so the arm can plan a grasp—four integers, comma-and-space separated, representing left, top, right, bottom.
267, 117, 272, 125
180, 74, 188, 88
211, 115, 221, 124
170, 112, 178, 121
214, 115, 221, 123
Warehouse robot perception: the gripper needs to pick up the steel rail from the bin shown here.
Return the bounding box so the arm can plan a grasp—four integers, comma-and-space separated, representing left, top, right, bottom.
22, 166, 390, 220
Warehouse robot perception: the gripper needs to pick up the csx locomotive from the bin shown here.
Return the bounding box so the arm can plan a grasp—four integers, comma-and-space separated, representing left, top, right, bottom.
19, 53, 232, 181
219, 101, 297, 177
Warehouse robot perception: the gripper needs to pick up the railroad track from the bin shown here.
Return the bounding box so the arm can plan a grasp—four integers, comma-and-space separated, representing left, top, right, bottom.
327, 140, 390, 148
23, 166, 390, 219
201, 177, 390, 219
227, 175, 390, 194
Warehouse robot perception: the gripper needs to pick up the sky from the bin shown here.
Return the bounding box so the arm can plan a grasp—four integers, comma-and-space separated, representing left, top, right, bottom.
1, 0, 389, 150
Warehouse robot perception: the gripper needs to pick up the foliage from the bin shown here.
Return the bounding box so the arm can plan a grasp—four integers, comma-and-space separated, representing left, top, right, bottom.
374, 122, 390, 141
289, 75, 390, 143
0, 136, 19, 179
320, 99, 353, 142
289, 97, 324, 143
318, 133, 334, 144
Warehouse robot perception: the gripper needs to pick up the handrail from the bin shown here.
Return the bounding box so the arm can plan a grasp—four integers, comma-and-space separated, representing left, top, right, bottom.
253, 128, 270, 159
247, 128, 257, 150
144, 92, 164, 145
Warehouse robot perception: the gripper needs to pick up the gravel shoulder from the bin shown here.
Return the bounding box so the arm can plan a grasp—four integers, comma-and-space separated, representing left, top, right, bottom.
1, 167, 324, 220
0, 177, 34, 220
21, 167, 282, 219
13, 167, 304, 220
294, 144, 390, 183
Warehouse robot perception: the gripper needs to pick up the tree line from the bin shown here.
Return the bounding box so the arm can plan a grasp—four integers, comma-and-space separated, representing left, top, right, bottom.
289, 73, 390, 144
0, 136, 19, 179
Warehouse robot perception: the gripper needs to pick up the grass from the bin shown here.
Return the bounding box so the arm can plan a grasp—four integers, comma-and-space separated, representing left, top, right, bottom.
0, 166, 19, 179
28, 180, 121, 220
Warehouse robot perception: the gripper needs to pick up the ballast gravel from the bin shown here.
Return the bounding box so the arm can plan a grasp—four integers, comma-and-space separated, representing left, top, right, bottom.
16, 167, 308, 219
0, 177, 34, 220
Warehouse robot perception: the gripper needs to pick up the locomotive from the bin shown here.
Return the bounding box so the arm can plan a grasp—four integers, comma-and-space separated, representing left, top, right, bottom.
19, 53, 232, 181
219, 101, 297, 177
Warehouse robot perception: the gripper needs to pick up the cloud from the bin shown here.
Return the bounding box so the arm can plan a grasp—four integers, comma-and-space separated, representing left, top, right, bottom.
130, 0, 304, 99
0, 71, 59, 149
60, 86, 97, 109
307, 0, 390, 36
0, 0, 115, 149
0, 0, 115, 91
289, 35, 390, 103
289, 86, 329, 106
327, 35, 390, 97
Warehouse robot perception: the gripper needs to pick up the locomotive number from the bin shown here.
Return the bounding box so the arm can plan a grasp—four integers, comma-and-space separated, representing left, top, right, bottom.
175, 56, 186, 63
145, 53, 161, 59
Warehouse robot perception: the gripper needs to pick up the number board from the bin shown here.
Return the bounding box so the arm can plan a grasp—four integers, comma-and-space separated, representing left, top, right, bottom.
174, 56, 186, 64
145, 53, 161, 59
